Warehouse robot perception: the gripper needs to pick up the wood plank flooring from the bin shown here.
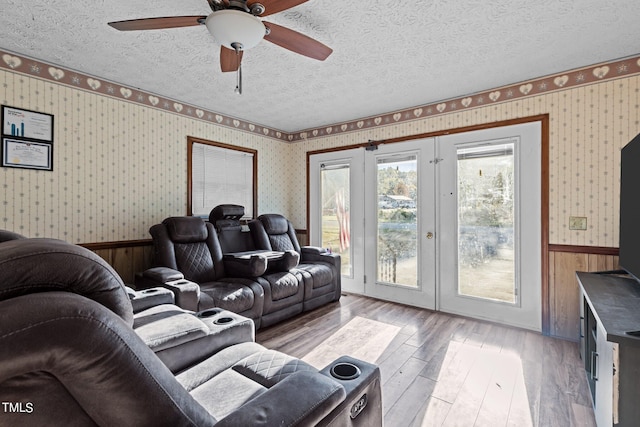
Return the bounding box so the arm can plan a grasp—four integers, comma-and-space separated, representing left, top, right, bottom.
256, 293, 596, 427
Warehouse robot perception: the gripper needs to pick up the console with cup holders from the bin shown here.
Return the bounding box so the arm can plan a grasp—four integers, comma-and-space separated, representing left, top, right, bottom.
0, 234, 382, 426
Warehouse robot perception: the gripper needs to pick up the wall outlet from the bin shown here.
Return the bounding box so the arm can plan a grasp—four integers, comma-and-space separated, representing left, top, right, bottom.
569, 216, 587, 230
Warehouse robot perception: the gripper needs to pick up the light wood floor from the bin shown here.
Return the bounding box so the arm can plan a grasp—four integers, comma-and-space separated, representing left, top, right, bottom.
256, 293, 596, 427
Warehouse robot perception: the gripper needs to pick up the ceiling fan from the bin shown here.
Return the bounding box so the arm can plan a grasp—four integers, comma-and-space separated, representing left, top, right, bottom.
108, 0, 332, 94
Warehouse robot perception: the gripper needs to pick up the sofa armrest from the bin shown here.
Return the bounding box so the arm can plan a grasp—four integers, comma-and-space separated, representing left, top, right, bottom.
318, 356, 382, 426
223, 253, 268, 277
126, 286, 175, 313
266, 249, 300, 272
217, 371, 345, 427
301, 246, 340, 267
140, 266, 184, 283
135, 267, 200, 311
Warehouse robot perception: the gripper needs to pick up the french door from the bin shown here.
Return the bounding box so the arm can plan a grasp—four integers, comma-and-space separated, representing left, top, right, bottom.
309, 140, 436, 308
309, 149, 365, 293
438, 122, 541, 330
363, 139, 436, 309
309, 122, 541, 330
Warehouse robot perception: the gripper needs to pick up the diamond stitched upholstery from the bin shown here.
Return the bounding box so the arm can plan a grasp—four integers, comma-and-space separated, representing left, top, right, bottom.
298, 263, 334, 289
233, 349, 316, 388
175, 242, 217, 283
269, 234, 295, 252
264, 272, 301, 301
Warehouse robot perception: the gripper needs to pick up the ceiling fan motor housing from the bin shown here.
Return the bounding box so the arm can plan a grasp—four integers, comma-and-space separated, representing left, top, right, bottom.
205, 9, 266, 51
250, 3, 266, 15
226, 0, 265, 15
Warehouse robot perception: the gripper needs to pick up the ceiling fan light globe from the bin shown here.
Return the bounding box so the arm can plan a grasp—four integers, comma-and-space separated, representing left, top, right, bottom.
205, 10, 265, 51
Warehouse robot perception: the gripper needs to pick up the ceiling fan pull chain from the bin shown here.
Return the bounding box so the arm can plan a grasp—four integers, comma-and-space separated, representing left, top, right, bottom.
235, 64, 243, 94
233, 44, 243, 94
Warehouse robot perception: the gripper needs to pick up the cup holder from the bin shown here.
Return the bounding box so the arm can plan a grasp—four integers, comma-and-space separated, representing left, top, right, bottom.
214, 317, 234, 325
330, 362, 361, 380
198, 309, 219, 318
141, 288, 159, 294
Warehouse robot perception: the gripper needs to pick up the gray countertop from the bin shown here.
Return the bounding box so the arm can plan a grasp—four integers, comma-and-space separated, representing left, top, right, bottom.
577, 271, 640, 347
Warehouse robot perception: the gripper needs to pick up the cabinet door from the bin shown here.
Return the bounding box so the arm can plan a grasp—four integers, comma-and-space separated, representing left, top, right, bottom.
594, 323, 614, 426
579, 291, 585, 361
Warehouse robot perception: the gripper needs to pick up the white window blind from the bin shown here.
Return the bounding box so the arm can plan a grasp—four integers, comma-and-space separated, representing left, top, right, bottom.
191, 142, 254, 218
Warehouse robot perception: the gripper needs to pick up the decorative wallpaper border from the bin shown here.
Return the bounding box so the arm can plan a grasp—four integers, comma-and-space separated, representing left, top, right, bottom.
0, 48, 287, 142
293, 54, 640, 141
2, 48, 639, 143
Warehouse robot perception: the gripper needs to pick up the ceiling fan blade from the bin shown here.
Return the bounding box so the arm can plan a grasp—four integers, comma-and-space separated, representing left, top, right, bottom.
220, 46, 244, 72
251, 0, 308, 17
108, 16, 207, 31
263, 21, 332, 61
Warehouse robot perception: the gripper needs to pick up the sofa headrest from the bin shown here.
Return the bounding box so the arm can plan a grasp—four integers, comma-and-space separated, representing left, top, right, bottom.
209, 204, 244, 224
0, 229, 27, 243
0, 238, 134, 326
162, 217, 209, 243
258, 214, 290, 234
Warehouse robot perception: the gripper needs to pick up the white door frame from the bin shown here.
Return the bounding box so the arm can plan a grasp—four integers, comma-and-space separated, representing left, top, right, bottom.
309, 148, 365, 294
363, 138, 436, 309
437, 122, 542, 331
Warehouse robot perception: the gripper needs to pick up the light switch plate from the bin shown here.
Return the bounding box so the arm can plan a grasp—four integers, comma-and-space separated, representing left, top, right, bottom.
569, 216, 587, 230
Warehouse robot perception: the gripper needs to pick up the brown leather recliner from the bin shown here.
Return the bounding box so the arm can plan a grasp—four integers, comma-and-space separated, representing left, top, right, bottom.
0, 229, 26, 243
209, 205, 306, 329
251, 213, 342, 312
140, 216, 266, 328
0, 237, 383, 426
142, 209, 341, 329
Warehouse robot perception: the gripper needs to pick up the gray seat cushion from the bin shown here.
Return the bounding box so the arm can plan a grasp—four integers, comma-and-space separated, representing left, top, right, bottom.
200, 282, 256, 313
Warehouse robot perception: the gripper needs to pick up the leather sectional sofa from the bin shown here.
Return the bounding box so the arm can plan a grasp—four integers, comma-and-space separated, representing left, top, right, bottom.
137, 205, 341, 329
0, 235, 382, 426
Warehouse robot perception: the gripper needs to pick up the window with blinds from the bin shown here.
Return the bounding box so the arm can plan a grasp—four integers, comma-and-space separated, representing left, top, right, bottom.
188, 137, 256, 218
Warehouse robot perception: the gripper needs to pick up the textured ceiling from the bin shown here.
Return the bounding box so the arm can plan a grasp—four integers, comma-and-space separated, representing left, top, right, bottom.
1, 0, 640, 133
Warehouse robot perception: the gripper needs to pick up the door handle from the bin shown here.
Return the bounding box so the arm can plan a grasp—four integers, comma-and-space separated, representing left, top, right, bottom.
426, 232, 434, 239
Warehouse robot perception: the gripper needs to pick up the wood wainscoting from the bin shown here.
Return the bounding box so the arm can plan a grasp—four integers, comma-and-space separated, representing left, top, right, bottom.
80, 240, 154, 285
295, 230, 308, 246
548, 245, 619, 341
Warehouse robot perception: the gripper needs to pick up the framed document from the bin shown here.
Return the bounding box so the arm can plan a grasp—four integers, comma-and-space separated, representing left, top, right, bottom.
2, 138, 53, 170
2, 105, 54, 142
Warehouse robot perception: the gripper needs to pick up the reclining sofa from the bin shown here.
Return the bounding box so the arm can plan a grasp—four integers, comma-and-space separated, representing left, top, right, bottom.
0, 235, 382, 426
137, 205, 341, 329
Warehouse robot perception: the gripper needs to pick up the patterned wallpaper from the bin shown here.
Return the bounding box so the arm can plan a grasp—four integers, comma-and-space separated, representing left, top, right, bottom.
2, 55, 640, 247
289, 75, 640, 249
0, 69, 288, 243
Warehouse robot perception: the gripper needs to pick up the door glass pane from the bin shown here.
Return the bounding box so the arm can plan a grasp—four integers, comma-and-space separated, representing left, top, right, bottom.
457, 143, 516, 303
320, 164, 352, 277
377, 154, 418, 287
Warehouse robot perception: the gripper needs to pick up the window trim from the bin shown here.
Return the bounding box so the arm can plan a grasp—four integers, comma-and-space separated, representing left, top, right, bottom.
187, 136, 258, 218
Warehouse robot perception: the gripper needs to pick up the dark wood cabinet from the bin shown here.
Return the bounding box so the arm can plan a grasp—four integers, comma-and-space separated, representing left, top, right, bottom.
577, 272, 640, 426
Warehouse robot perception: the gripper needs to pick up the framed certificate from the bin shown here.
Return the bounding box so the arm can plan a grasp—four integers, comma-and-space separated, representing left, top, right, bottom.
2, 138, 53, 170
2, 105, 54, 142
